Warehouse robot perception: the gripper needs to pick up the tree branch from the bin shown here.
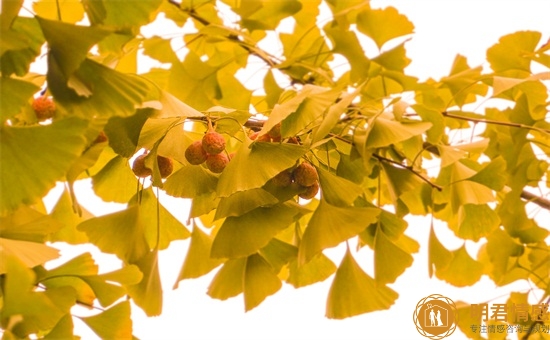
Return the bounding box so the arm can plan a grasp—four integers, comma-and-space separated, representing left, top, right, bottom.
442, 111, 550, 135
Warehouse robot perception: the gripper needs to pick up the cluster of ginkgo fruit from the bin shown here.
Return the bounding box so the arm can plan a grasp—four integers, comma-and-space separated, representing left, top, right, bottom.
32, 95, 320, 198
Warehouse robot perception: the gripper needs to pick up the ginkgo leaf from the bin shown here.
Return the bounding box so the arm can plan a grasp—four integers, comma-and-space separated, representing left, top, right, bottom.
0, 77, 39, 121
317, 167, 363, 206
324, 24, 370, 82
36, 17, 110, 78
450, 204, 500, 241
77, 205, 149, 263
104, 109, 151, 158
215, 188, 279, 220
374, 227, 415, 284
92, 155, 137, 203
326, 248, 398, 319
356, 7, 414, 49
33, 0, 84, 24
82, 265, 143, 308
80, 301, 133, 340
0, 117, 88, 215
154, 90, 204, 118
286, 253, 336, 288
230, 0, 302, 31
49, 189, 90, 244
129, 188, 190, 250
312, 89, 359, 143
44, 314, 75, 340
298, 199, 379, 264
0, 238, 59, 274
484, 228, 524, 284
437, 144, 467, 168
0, 17, 45, 77
1, 256, 75, 337
244, 254, 282, 311
217, 139, 307, 197
174, 226, 223, 286
38, 252, 98, 278
258, 238, 298, 273
85, 0, 162, 28
486, 30, 541, 73
127, 249, 163, 316
207, 257, 247, 301
499, 193, 549, 244
381, 162, 425, 204
435, 245, 484, 287
164, 165, 218, 198
467, 157, 507, 191
428, 227, 452, 278
211, 203, 299, 259
0, 205, 62, 243
259, 85, 324, 137
366, 117, 432, 149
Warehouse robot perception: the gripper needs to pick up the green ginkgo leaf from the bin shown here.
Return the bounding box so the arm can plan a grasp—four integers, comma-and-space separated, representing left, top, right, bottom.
77, 205, 149, 263
211, 203, 299, 259
80, 301, 133, 340
129, 188, 190, 250
1, 17, 45, 77
0, 117, 88, 215
356, 7, 414, 49
215, 188, 279, 220
366, 117, 431, 149
36, 17, 110, 78
298, 199, 379, 264
317, 167, 364, 206
1, 256, 75, 337
217, 139, 307, 197
0, 77, 39, 121
467, 157, 507, 191
174, 225, 223, 286
85, 0, 162, 28
127, 249, 163, 316
484, 228, 524, 284
244, 254, 282, 311
326, 248, 398, 319
92, 155, 137, 203
49, 189, 90, 244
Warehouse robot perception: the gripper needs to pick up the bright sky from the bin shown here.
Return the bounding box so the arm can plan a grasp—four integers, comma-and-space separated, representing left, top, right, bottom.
37, 1, 550, 339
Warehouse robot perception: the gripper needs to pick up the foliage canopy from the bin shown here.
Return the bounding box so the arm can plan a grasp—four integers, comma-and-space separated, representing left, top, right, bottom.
1, 0, 549, 338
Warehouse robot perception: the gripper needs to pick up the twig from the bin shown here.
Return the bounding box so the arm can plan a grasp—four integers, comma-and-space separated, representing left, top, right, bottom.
442, 111, 550, 135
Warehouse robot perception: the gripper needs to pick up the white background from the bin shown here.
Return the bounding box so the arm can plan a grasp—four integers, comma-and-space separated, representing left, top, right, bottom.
33, 0, 550, 339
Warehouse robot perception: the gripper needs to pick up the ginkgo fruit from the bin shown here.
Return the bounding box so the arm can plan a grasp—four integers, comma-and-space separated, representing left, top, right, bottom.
268, 123, 282, 140
206, 153, 229, 173
132, 154, 152, 178
93, 131, 108, 144
185, 140, 208, 165
202, 131, 226, 154
272, 169, 294, 187
293, 162, 318, 187
157, 156, 174, 178
299, 181, 320, 200
32, 96, 56, 121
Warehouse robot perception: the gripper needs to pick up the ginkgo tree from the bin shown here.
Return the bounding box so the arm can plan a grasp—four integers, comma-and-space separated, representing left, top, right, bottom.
1, 0, 549, 338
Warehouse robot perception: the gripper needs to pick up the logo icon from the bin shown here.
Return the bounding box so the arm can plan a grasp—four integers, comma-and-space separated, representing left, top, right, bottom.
413, 294, 458, 339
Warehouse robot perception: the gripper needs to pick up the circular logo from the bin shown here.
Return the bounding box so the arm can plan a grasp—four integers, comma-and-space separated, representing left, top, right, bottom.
413, 294, 458, 339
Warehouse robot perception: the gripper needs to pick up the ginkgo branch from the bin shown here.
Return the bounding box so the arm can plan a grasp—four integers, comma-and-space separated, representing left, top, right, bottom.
442, 111, 550, 135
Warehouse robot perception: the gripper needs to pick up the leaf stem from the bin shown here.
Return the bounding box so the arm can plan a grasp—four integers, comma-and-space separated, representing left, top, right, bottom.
442, 111, 550, 135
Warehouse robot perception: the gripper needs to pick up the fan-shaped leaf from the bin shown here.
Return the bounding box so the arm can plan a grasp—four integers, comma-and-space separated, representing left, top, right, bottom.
217, 140, 307, 197
244, 254, 282, 311
211, 203, 300, 259
80, 301, 132, 340
356, 7, 414, 49
0, 77, 39, 121
127, 249, 162, 316
435, 245, 484, 287
92, 155, 137, 203
0, 238, 59, 274
326, 249, 398, 319
298, 199, 379, 264
0, 117, 88, 215
366, 117, 431, 149
286, 253, 336, 288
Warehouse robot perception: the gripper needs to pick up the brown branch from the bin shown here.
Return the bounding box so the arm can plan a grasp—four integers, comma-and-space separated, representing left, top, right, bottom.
442, 111, 550, 135
371, 153, 443, 191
